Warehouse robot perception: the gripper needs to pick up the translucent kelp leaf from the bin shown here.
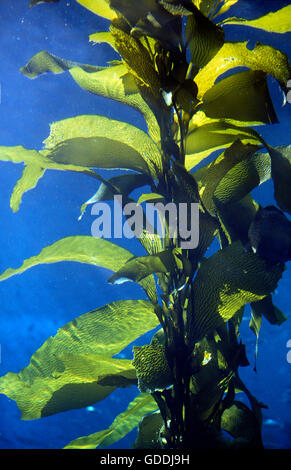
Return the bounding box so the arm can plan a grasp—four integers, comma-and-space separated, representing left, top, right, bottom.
76, 0, 117, 20
213, 149, 271, 207
138, 230, 163, 257
195, 140, 261, 216
221, 401, 263, 448
0, 236, 131, 280
193, 0, 217, 17
195, 41, 291, 100
132, 340, 173, 392
80, 173, 151, 218
185, 113, 261, 171
137, 193, 165, 205
0, 235, 157, 303
268, 145, 291, 214
189, 242, 284, 342
213, 0, 239, 19
185, 8, 224, 68
0, 300, 159, 419
222, 5, 291, 34
0, 145, 96, 212
89, 31, 118, 52
249, 305, 262, 371
64, 393, 158, 449
110, 23, 160, 96
10, 164, 45, 212
193, 0, 239, 18
20, 50, 104, 77
20, 52, 160, 143
108, 249, 189, 285
44, 115, 162, 179
201, 70, 278, 125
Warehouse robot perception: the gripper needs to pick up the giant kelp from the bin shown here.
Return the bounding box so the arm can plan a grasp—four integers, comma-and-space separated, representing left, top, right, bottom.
0, 0, 291, 449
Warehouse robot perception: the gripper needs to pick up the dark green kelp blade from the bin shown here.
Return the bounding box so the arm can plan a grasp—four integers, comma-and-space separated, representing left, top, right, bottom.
267, 145, 291, 214
189, 242, 284, 343
185, 6, 224, 68
221, 401, 263, 448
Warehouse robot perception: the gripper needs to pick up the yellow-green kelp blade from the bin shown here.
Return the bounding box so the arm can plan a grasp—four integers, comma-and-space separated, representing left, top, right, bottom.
133, 340, 173, 393
108, 249, 191, 285
213, 150, 272, 207
213, 0, 239, 18
193, 0, 239, 18
195, 41, 291, 100
110, 23, 161, 95
44, 115, 162, 179
76, 0, 117, 20
201, 70, 278, 125
64, 392, 158, 449
184, 113, 261, 171
89, 31, 118, 51
0, 300, 159, 419
216, 144, 291, 215
20, 52, 160, 143
189, 242, 284, 343
0, 235, 157, 302
195, 140, 262, 216
0, 236, 131, 280
0, 145, 97, 212
222, 5, 291, 34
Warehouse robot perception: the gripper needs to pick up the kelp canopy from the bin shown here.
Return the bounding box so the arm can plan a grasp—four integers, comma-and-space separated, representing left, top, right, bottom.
0, 0, 291, 449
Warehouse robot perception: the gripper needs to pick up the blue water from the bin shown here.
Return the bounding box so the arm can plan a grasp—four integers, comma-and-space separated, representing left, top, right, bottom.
0, 0, 290, 449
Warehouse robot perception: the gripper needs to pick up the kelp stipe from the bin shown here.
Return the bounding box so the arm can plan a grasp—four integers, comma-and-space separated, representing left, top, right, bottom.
0, 0, 291, 449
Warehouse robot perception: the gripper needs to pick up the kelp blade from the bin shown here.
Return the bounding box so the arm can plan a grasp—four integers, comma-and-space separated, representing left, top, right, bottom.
76, 0, 117, 20
222, 5, 291, 34
44, 115, 162, 179
195, 41, 291, 100
0, 300, 159, 419
190, 242, 284, 342
0, 145, 97, 211
20, 52, 160, 143
64, 393, 158, 449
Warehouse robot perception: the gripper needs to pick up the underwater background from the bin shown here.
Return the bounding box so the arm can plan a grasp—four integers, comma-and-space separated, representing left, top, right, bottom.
0, 0, 290, 449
